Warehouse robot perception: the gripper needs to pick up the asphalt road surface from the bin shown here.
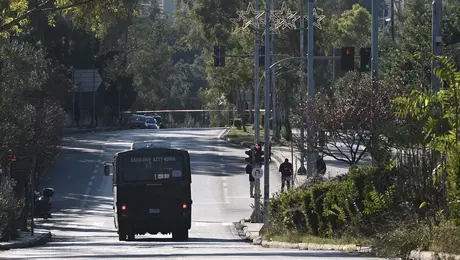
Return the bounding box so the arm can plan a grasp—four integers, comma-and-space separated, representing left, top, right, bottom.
0, 128, 385, 260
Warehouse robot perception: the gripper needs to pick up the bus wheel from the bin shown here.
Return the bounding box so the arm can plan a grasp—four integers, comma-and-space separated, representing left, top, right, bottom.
172, 229, 188, 241
118, 232, 127, 241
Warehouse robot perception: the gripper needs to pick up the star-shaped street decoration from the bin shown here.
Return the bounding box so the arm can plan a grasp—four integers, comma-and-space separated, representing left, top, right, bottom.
272, 2, 299, 31
230, 2, 327, 33
304, 8, 326, 30
230, 2, 265, 31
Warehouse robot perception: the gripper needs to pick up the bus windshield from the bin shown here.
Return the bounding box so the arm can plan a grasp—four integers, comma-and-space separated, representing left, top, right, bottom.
121, 153, 184, 182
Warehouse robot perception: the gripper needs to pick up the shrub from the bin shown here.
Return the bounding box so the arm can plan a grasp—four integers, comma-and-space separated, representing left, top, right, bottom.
447, 147, 460, 224
0, 177, 24, 242
233, 117, 242, 128
267, 165, 404, 240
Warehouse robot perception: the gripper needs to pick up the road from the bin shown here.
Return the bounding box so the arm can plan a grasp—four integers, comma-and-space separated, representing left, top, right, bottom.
0, 128, 384, 260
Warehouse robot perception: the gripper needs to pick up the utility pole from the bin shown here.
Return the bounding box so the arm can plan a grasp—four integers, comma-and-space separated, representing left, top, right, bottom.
431, 0, 442, 92
391, 0, 395, 40
299, 0, 306, 172
271, 0, 277, 142
371, 0, 379, 83
254, 0, 261, 144
306, 0, 316, 176
263, 0, 271, 226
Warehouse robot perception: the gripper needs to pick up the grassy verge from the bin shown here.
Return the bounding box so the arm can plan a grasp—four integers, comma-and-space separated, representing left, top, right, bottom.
225, 125, 273, 145
262, 230, 375, 246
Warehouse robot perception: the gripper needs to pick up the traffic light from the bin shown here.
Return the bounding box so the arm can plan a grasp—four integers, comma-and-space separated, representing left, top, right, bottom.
360, 47, 371, 72
7, 155, 16, 162
213, 46, 226, 67
341, 46, 355, 72
259, 45, 265, 67
254, 143, 264, 164
245, 149, 253, 163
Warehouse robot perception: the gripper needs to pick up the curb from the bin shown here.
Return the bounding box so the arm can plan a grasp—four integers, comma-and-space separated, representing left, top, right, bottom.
409, 250, 460, 260
235, 219, 460, 260
235, 219, 372, 252
0, 231, 52, 250
217, 127, 231, 139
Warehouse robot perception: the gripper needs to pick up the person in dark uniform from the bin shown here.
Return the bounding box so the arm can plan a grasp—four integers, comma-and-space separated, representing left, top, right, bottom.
279, 159, 293, 192
316, 154, 326, 175
246, 163, 255, 198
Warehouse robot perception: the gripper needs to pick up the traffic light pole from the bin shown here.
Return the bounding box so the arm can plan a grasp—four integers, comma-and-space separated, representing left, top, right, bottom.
253, 0, 261, 144
263, 0, 271, 226
371, 0, 379, 82
252, 0, 262, 224
253, 148, 261, 222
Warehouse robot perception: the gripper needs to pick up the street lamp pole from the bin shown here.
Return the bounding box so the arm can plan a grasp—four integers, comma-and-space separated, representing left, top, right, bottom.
299, 0, 306, 172
306, 0, 316, 175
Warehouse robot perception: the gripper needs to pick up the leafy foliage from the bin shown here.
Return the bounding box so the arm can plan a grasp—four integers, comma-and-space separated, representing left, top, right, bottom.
0, 177, 23, 241
0, 0, 128, 38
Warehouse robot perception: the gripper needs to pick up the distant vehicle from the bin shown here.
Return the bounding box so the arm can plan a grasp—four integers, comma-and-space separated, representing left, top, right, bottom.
104, 147, 192, 241
145, 117, 159, 129
145, 113, 164, 129
130, 141, 172, 150
127, 115, 148, 129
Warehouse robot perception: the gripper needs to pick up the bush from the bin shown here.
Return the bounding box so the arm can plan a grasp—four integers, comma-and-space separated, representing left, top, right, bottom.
268, 165, 405, 242
447, 147, 460, 224
0, 177, 24, 242
233, 117, 243, 128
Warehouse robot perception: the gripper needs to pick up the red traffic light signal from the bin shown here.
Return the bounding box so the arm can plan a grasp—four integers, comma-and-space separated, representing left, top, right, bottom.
8, 155, 16, 162
341, 46, 355, 71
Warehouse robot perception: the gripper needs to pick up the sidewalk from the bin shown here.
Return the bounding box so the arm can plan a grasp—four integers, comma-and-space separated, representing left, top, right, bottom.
270, 145, 356, 187
0, 229, 52, 250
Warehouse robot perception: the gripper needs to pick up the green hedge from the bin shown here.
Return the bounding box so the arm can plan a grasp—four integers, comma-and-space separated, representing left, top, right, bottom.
268, 165, 402, 239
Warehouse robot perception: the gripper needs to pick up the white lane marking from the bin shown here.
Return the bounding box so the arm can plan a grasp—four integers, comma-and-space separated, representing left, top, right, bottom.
91, 176, 96, 180
219, 151, 230, 204
80, 187, 92, 208
88, 181, 93, 186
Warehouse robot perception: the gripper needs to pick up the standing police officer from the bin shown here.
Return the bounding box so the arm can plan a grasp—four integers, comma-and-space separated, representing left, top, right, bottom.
246, 163, 255, 198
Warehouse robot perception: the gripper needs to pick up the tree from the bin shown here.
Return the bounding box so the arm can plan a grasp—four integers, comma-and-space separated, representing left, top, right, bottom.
0, 40, 71, 233
0, 0, 129, 38
294, 71, 401, 166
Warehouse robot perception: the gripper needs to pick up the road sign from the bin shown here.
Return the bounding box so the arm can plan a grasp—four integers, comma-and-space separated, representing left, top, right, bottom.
251, 167, 263, 179
73, 69, 102, 92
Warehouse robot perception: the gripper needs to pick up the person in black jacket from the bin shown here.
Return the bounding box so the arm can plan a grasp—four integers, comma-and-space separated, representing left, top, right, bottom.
316, 154, 327, 175
246, 163, 255, 198
279, 159, 293, 192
